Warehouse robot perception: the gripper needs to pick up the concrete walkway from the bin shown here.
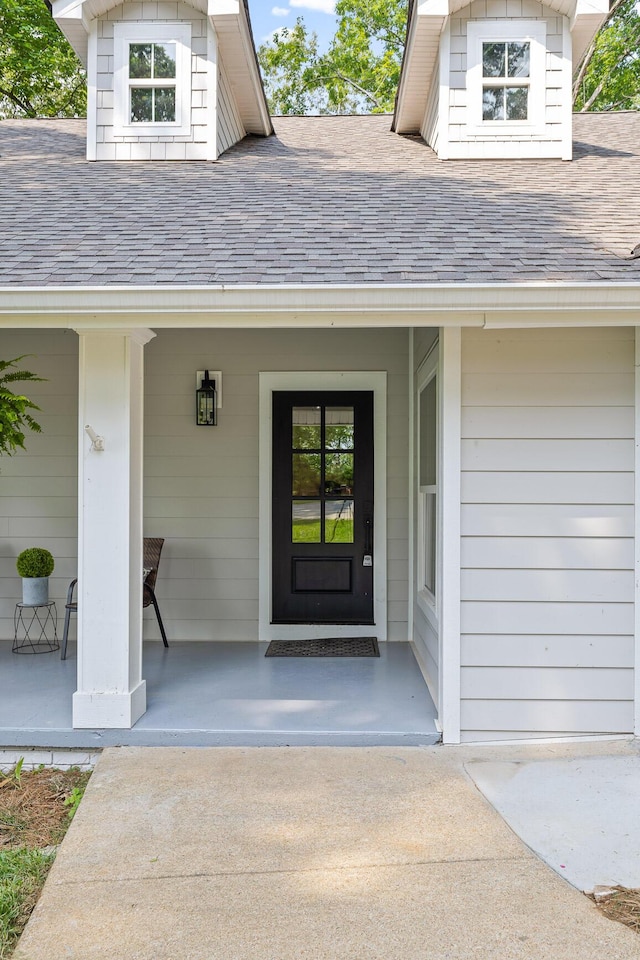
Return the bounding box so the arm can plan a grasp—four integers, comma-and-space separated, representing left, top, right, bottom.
15, 744, 640, 960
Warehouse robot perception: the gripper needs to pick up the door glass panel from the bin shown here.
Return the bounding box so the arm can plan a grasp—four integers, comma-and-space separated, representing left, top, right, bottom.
292, 501, 321, 543
325, 407, 354, 449
325, 453, 354, 495
325, 499, 354, 543
293, 406, 321, 449
292, 454, 321, 496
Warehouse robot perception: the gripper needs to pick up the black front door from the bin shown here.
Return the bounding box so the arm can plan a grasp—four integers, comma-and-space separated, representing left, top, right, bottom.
272, 391, 374, 624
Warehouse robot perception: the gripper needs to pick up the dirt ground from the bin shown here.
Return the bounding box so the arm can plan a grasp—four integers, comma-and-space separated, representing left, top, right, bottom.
0, 767, 90, 850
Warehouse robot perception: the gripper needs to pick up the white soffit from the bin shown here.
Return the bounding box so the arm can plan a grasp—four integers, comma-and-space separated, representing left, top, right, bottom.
393, 0, 609, 135
208, 0, 272, 136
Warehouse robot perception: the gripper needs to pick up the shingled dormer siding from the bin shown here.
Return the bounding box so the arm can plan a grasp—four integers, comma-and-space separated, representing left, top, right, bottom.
90, 1, 246, 160
434, 1, 572, 160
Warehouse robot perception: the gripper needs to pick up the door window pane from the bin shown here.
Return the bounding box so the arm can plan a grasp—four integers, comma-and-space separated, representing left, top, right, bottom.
293, 406, 321, 449
325, 499, 354, 543
292, 501, 321, 543
325, 407, 354, 449
292, 454, 321, 496
325, 453, 354, 495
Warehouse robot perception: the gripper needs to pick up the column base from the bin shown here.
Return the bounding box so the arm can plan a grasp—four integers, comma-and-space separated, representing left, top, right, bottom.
72, 680, 147, 729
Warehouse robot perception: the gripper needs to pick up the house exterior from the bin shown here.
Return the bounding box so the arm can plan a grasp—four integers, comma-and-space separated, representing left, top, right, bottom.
0, 0, 638, 744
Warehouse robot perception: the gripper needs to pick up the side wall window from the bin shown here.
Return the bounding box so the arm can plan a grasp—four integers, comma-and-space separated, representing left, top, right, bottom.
418, 352, 438, 605
113, 23, 192, 137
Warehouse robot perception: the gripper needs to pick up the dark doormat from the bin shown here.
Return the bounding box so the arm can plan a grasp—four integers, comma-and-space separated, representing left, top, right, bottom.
265, 637, 380, 658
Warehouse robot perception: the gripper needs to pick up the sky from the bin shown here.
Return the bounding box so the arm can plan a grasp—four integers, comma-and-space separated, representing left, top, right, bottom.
248, 0, 338, 52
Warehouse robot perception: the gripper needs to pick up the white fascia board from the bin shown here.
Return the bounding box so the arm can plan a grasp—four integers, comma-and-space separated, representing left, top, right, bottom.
0, 284, 640, 327
208, 0, 272, 135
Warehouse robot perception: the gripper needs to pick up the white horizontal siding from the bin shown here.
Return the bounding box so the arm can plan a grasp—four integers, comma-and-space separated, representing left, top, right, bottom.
0, 332, 78, 631
460, 327, 634, 741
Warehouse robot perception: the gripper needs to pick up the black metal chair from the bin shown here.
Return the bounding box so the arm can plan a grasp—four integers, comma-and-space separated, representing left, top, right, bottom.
61, 537, 169, 659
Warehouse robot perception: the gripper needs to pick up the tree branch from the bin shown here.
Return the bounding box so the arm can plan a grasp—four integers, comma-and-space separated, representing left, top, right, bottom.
572, 0, 629, 103
579, 40, 640, 110
0, 87, 36, 117
323, 70, 383, 108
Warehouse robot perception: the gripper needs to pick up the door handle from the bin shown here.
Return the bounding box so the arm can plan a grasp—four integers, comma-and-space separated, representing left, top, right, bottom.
364, 516, 373, 565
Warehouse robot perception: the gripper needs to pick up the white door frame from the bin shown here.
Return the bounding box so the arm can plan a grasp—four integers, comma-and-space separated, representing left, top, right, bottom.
259, 371, 387, 643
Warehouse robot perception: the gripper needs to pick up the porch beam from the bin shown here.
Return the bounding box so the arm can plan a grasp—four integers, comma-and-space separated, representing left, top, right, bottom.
72, 328, 155, 729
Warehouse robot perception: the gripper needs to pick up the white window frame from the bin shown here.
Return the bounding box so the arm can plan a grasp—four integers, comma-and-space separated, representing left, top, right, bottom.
416, 344, 438, 620
114, 22, 192, 137
466, 20, 546, 135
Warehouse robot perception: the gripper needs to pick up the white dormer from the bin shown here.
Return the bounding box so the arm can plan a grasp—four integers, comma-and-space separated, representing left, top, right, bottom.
51, 0, 272, 160
393, 0, 609, 160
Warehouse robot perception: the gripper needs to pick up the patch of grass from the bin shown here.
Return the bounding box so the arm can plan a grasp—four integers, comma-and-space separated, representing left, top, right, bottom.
0, 764, 91, 957
0, 848, 54, 958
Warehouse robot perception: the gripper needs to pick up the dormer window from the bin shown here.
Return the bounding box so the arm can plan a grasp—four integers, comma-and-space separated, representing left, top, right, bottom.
129, 43, 177, 123
467, 21, 546, 135
481, 41, 530, 121
114, 23, 192, 137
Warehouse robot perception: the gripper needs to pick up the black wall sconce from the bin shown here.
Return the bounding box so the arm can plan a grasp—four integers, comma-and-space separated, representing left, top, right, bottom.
196, 370, 218, 426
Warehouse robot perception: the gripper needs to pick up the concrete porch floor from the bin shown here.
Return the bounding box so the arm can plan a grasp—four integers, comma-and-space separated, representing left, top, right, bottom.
0, 640, 439, 748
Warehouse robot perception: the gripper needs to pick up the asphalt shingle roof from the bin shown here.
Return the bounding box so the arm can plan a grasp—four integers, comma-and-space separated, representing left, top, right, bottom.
0, 112, 639, 285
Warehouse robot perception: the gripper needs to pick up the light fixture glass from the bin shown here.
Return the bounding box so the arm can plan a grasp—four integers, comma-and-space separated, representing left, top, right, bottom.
196, 370, 217, 426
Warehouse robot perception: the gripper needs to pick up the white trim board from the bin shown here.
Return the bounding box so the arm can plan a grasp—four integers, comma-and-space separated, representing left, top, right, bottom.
259, 371, 388, 644
635, 326, 640, 737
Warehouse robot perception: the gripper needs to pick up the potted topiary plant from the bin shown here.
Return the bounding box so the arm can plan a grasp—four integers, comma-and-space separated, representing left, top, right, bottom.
16, 547, 55, 606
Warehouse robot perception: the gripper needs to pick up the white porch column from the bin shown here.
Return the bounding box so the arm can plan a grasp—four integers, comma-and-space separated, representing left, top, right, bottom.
73, 328, 155, 729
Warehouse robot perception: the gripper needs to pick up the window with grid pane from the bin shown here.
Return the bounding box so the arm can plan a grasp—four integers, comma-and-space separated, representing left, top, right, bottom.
481, 41, 530, 121
466, 21, 546, 134
113, 22, 191, 137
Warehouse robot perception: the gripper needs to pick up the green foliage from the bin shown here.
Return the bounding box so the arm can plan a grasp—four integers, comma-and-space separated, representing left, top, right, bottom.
0, 0, 86, 119
0, 358, 44, 458
62, 785, 85, 821
573, 0, 640, 111
258, 0, 408, 114
0, 761, 23, 790
16, 548, 54, 579
0, 848, 55, 958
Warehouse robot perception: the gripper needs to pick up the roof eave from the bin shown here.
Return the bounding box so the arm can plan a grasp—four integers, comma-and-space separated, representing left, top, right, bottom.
0, 283, 639, 328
